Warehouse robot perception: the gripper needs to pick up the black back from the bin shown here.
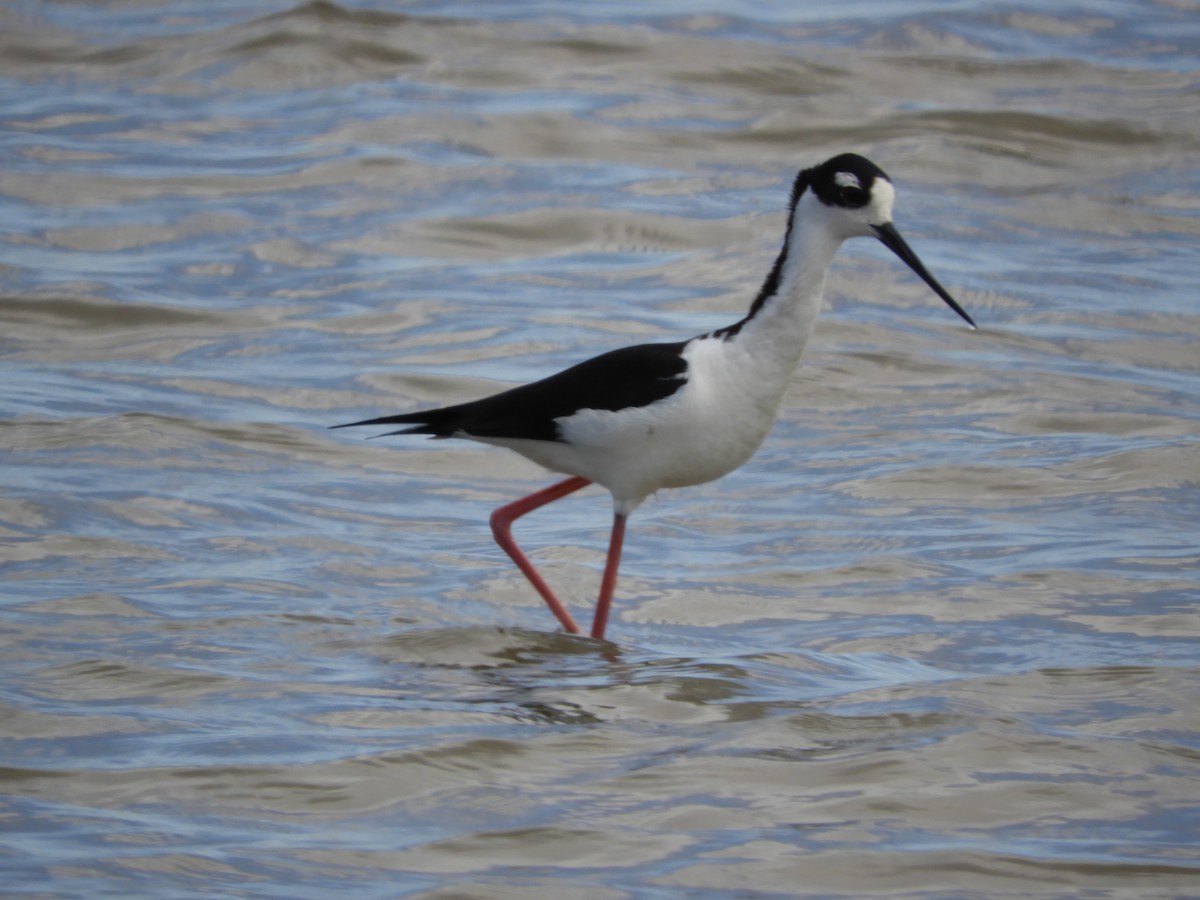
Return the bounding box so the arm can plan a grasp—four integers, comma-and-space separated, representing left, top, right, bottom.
341, 340, 689, 442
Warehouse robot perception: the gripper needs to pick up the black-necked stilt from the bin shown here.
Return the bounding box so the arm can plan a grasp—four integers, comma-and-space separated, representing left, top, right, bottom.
335, 153, 975, 641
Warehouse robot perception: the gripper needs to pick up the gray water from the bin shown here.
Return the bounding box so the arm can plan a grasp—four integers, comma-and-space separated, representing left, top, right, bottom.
3, 2, 1199, 898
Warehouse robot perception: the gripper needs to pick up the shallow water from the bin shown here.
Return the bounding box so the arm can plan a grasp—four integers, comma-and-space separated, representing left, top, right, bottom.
3, 1, 1199, 897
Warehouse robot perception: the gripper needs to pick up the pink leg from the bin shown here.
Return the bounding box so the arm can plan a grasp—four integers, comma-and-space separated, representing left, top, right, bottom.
590, 513, 626, 641
489, 476, 591, 634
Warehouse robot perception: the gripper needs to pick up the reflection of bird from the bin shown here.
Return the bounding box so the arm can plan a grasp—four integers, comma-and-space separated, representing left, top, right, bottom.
335, 154, 976, 641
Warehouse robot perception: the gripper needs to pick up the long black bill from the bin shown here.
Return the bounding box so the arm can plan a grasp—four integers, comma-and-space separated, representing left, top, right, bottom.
872, 222, 976, 330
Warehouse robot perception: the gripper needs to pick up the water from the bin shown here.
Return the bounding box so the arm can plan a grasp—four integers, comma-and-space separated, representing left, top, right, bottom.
3, 1, 1199, 897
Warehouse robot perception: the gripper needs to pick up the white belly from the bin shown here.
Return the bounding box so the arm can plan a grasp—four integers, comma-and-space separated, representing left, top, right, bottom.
487, 336, 793, 515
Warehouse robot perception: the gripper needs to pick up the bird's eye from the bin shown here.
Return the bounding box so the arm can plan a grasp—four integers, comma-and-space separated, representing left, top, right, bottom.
829, 171, 870, 208
839, 185, 868, 207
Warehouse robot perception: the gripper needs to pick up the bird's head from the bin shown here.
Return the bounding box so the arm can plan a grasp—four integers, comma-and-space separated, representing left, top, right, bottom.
793, 153, 976, 329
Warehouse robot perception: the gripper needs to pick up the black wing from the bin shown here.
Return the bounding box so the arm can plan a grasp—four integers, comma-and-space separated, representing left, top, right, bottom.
334, 340, 690, 443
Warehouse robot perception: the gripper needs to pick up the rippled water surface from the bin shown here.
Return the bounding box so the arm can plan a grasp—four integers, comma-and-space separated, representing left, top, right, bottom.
3, 1, 1199, 897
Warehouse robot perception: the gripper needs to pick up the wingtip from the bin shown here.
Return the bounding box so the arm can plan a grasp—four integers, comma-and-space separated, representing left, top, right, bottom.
329, 417, 381, 430
330, 415, 410, 431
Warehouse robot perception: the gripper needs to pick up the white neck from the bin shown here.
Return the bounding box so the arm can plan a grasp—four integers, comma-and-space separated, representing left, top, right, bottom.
729, 198, 845, 377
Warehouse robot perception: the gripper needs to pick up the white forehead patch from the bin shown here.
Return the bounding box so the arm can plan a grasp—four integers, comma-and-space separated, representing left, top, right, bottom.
871, 177, 896, 222
834, 171, 861, 189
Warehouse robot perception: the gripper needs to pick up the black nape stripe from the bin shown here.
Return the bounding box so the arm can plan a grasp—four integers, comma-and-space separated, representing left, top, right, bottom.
711, 167, 814, 341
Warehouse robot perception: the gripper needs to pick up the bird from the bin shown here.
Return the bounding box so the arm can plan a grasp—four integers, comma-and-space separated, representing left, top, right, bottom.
334, 153, 976, 642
